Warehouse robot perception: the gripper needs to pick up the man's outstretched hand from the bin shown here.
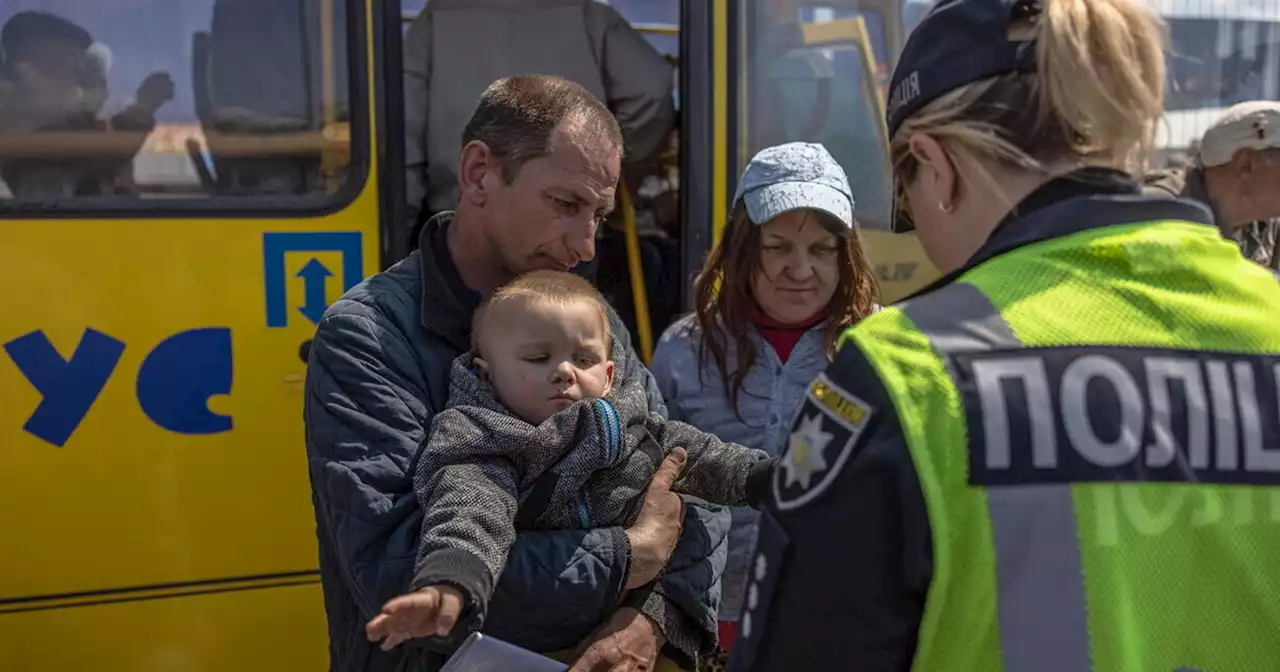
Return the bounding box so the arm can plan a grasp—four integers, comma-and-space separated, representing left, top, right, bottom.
365, 585, 465, 651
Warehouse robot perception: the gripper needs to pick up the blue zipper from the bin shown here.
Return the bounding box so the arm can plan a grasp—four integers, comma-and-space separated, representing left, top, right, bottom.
575, 493, 592, 528
594, 399, 622, 463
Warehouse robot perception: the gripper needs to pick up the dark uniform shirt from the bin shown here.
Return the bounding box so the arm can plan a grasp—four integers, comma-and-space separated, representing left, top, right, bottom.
729, 169, 1202, 671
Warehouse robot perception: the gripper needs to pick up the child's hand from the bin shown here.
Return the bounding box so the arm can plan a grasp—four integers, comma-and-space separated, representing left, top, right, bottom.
365, 585, 465, 651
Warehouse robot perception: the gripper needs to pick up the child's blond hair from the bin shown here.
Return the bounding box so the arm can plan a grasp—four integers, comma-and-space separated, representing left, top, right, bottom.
471, 270, 613, 355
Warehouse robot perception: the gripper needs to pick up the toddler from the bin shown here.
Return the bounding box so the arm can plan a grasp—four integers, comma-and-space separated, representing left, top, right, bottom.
366, 270, 775, 651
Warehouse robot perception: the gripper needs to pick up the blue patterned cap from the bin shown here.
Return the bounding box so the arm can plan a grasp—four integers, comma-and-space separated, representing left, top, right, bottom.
733, 142, 854, 229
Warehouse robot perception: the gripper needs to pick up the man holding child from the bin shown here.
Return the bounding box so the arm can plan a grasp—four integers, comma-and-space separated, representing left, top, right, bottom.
303, 75, 730, 672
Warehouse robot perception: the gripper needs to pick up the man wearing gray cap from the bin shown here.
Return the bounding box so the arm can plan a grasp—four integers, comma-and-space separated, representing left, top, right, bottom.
1145, 100, 1280, 268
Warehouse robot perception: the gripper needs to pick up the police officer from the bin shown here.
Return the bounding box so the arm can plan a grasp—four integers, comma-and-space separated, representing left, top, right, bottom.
730, 0, 1280, 670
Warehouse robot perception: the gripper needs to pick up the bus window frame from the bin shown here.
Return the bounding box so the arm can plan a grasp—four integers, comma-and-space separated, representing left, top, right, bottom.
0, 0, 372, 221
378, 0, 410, 267
680, 0, 724, 311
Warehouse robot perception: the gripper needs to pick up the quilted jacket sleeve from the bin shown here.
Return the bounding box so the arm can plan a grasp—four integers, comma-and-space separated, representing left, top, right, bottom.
306, 310, 433, 621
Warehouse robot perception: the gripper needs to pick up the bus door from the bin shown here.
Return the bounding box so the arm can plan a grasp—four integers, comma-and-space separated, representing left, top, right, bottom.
398, 0, 702, 351
0, 0, 384, 668
730, 0, 937, 303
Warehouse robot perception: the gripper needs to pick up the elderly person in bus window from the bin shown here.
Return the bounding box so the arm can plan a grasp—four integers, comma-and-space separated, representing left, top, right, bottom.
0, 10, 173, 199
649, 142, 880, 664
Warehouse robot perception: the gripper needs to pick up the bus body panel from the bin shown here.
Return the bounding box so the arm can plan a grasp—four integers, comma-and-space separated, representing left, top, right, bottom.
1, 583, 327, 671
0, 0, 380, 667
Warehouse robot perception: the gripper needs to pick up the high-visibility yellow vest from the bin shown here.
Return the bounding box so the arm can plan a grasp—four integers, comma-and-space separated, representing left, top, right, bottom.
846, 217, 1280, 671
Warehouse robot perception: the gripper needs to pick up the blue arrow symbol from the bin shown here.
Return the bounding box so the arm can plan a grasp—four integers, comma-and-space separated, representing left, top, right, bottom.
296, 258, 333, 325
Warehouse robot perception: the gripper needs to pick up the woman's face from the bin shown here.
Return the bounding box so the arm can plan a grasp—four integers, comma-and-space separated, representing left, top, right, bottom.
750, 209, 843, 324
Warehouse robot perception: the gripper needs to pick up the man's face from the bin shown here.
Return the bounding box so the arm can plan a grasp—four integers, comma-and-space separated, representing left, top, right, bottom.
13, 38, 83, 89
1245, 148, 1280, 220
481, 123, 620, 281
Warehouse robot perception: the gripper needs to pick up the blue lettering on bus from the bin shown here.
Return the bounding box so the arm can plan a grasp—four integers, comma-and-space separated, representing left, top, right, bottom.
4, 328, 126, 447
4, 327, 234, 447
137, 328, 234, 435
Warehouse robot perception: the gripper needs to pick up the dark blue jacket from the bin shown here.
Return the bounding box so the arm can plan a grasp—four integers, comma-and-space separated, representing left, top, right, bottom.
304, 214, 729, 671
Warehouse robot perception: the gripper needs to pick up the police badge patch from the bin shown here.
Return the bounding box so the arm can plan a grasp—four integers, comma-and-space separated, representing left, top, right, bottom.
773, 373, 874, 510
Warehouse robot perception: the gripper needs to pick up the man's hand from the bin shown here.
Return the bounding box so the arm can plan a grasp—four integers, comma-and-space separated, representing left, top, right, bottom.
570, 607, 665, 672
364, 585, 465, 651
624, 447, 687, 590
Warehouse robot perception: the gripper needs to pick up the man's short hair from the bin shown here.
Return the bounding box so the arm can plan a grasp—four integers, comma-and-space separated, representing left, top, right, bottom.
461, 75, 624, 182
471, 270, 613, 355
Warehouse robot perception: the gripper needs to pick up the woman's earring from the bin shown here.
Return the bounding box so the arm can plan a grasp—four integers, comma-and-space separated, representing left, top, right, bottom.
938, 200, 954, 214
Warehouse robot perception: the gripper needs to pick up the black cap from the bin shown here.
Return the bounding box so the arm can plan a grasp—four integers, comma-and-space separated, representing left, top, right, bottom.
886, 0, 1040, 232
1, 11, 93, 55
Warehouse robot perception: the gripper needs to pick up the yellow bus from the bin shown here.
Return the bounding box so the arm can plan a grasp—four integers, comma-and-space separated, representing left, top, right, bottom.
0, 0, 932, 668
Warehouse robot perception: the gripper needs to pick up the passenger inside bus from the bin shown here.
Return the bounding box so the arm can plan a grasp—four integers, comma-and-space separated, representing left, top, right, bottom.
0, 0, 356, 202
0, 10, 172, 198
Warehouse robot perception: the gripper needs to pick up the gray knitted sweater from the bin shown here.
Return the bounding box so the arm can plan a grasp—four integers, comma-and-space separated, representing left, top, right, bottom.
411, 352, 772, 635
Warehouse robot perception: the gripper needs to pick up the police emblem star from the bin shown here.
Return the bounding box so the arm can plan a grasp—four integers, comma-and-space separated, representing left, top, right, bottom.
773, 374, 875, 510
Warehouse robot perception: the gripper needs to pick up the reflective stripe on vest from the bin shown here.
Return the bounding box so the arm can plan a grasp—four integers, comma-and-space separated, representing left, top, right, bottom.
900, 283, 1092, 672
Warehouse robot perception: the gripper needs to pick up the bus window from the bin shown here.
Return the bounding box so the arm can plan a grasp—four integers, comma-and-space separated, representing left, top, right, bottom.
736, 0, 939, 302
742, 0, 892, 228
0, 0, 357, 204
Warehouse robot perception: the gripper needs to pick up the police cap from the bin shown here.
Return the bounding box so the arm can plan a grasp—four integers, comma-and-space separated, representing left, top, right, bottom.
886, 0, 1041, 233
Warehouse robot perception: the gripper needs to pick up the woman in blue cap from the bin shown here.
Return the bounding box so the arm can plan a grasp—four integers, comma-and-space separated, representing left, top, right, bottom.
732, 0, 1280, 671
649, 141, 877, 666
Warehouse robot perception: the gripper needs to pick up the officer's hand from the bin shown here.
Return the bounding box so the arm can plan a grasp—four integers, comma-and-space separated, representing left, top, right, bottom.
364, 585, 464, 651
570, 607, 664, 672
624, 447, 687, 590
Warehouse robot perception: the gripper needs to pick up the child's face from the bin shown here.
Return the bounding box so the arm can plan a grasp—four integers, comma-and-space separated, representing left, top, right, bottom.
476, 296, 614, 425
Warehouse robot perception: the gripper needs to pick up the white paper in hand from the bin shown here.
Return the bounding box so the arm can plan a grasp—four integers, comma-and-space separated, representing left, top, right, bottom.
439, 633, 568, 672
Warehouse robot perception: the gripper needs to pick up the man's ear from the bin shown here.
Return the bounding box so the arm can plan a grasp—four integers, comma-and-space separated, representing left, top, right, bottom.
458, 140, 495, 206
472, 355, 491, 382
602, 361, 615, 397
